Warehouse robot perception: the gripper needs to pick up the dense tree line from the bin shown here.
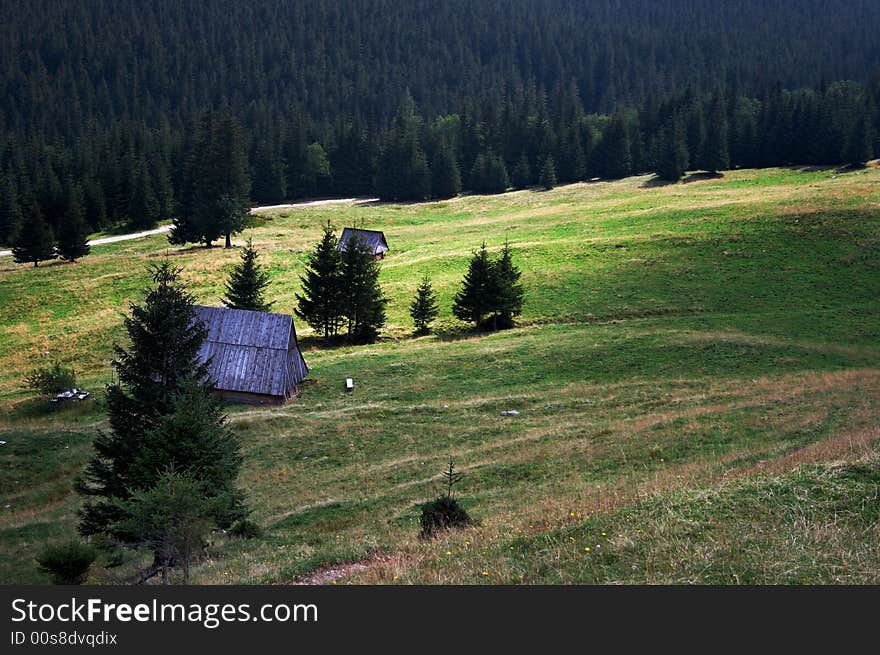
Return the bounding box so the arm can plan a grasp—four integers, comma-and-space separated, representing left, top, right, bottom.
2, 1, 880, 244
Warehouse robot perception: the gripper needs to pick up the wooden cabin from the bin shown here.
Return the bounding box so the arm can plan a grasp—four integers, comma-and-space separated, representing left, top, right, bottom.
337, 227, 389, 260
193, 306, 309, 405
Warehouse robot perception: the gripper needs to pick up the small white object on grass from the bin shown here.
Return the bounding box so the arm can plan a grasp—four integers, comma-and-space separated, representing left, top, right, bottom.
345, 378, 354, 392
500, 410, 520, 417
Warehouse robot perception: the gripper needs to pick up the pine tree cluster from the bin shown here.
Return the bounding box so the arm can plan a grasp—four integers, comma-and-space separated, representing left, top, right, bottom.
223, 239, 273, 312
452, 241, 524, 331
295, 224, 387, 344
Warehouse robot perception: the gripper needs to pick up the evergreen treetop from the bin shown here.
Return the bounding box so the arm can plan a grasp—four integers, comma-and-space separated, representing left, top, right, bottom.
295, 222, 344, 340
410, 274, 440, 335
452, 243, 499, 328
223, 238, 273, 312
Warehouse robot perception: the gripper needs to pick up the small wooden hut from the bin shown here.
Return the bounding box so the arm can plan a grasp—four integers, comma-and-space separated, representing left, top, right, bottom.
337, 227, 389, 260
193, 306, 309, 405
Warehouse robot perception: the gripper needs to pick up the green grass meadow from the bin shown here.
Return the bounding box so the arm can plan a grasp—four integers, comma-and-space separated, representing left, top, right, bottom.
1, 165, 879, 584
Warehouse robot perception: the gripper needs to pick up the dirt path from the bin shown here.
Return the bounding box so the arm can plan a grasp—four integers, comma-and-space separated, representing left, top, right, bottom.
0, 197, 379, 257
250, 197, 378, 212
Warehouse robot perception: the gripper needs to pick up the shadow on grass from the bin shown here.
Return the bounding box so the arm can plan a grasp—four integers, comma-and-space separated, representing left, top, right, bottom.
683, 171, 723, 184
641, 175, 677, 189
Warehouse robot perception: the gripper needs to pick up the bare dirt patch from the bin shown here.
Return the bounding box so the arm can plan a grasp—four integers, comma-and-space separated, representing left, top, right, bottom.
292, 552, 393, 585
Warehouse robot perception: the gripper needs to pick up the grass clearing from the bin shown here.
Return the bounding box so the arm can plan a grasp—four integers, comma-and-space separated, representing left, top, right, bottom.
1, 166, 878, 584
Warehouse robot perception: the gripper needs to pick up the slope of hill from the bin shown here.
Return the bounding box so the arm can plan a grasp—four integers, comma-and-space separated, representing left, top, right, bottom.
0, 165, 878, 583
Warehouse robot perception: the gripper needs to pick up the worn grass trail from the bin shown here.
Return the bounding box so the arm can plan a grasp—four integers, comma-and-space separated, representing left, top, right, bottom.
0, 165, 878, 583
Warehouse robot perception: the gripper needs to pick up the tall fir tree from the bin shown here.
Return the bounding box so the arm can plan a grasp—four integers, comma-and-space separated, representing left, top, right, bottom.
127, 159, 159, 229
558, 127, 586, 182
597, 110, 632, 179
330, 121, 376, 196
340, 235, 387, 344
214, 114, 253, 248
701, 93, 730, 173
452, 243, 499, 329
76, 262, 222, 538
57, 186, 91, 262
12, 204, 56, 267
511, 152, 532, 189
172, 111, 251, 247
470, 152, 510, 194
410, 274, 439, 336
655, 114, 690, 181
539, 156, 558, 190
430, 143, 461, 199
375, 95, 431, 201
295, 223, 344, 340
251, 139, 286, 204
223, 238, 273, 312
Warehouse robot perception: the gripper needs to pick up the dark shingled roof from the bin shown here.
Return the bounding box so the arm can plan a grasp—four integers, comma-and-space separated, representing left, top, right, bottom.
193, 306, 309, 398
337, 227, 389, 256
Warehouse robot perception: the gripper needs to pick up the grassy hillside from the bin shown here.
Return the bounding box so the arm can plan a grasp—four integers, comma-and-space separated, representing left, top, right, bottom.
1, 166, 878, 584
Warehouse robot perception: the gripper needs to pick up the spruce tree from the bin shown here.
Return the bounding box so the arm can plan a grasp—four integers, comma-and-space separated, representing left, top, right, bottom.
494, 240, 524, 329
376, 95, 431, 201
214, 114, 253, 248
539, 156, 558, 190
655, 115, 690, 181
295, 223, 344, 340
76, 262, 215, 538
558, 128, 587, 182
470, 153, 510, 194
597, 110, 632, 179
168, 214, 202, 246
127, 159, 159, 229
340, 235, 387, 344
223, 238, 273, 312
126, 381, 245, 529
511, 153, 532, 189
12, 204, 56, 267
431, 143, 461, 199
114, 469, 216, 585
174, 111, 251, 247
452, 243, 498, 329
57, 186, 91, 263
410, 274, 439, 335
701, 93, 730, 173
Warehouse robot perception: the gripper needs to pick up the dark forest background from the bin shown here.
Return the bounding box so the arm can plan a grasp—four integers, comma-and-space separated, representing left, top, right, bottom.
2, 0, 880, 243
